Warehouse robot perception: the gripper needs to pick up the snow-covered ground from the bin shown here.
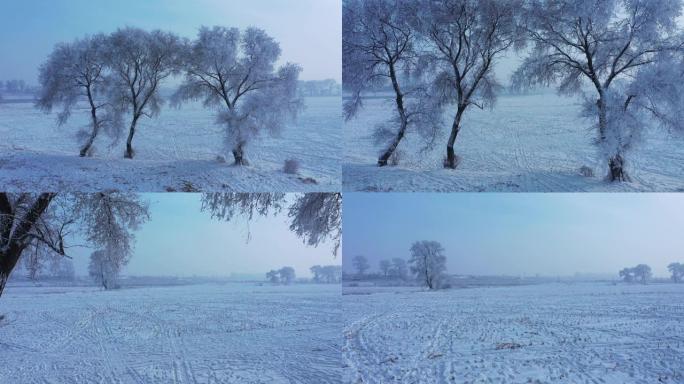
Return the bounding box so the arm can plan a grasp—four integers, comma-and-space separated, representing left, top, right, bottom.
0, 282, 341, 384
343, 94, 684, 192
0, 96, 341, 192
343, 282, 684, 383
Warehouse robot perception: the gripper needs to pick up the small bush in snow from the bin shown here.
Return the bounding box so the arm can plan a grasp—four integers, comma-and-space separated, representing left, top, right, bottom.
579, 166, 594, 178
283, 159, 300, 174
215, 155, 227, 164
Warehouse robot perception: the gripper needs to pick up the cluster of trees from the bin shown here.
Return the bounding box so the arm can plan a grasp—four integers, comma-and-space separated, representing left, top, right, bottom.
298, 79, 342, 97
343, 0, 684, 180
351, 240, 448, 290
378, 258, 409, 280
619, 262, 684, 284
266, 266, 296, 284
310, 264, 342, 283
0, 79, 36, 95
37, 26, 302, 162
14, 251, 75, 282
619, 264, 652, 283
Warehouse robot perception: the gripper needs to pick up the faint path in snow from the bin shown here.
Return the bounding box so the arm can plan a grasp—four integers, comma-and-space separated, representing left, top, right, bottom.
0, 283, 342, 384
343, 283, 684, 383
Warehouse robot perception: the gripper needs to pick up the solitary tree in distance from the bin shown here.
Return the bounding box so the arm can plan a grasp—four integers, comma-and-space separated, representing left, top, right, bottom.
106, 28, 183, 159
88, 248, 123, 290
633, 264, 652, 284
409, 240, 447, 289
174, 26, 302, 166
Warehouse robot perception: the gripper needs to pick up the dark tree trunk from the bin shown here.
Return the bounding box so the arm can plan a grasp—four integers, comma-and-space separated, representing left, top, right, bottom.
608, 153, 630, 182
445, 107, 465, 169
232, 142, 248, 166
378, 60, 407, 167
0, 269, 8, 299
80, 86, 99, 157
596, 96, 630, 182
124, 116, 139, 159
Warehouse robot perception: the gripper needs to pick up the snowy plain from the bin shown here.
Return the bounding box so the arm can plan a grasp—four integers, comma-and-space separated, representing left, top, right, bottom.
0, 96, 341, 192
343, 93, 684, 192
0, 282, 342, 384
343, 282, 684, 384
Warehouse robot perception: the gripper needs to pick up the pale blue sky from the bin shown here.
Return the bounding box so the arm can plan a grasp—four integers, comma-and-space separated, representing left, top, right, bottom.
0, 0, 341, 83
69, 193, 339, 278
343, 193, 684, 277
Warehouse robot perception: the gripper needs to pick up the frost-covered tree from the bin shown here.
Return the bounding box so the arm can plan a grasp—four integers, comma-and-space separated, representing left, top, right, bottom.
106, 28, 183, 159
36, 34, 121, 157
173, 26, 302, 165
620, 264, 652, 284
668, 262, 683, 283
310, 265, 342, 283
352, 255, 370, 276
278, 266, 296, 285
422, 0, 523, 168
633, 264, 652, 284
409, 240, 447, 289
514, 0, 684, 181
49, 257, 75, 281
266, 269, 280, 283
73, 192, 150, 260
343, 0, 442, 166
201, 193, 341, 255
379, 259, 391, 277
88, 248, 122, 290
0, 193, 148, 298
391, 257, 408, 280
619, 267, 635, 282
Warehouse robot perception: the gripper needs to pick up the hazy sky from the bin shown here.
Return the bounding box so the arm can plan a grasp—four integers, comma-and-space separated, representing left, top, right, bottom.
69, 193, 338, 278
343, 193, 684, 277
0, 0, 341, 83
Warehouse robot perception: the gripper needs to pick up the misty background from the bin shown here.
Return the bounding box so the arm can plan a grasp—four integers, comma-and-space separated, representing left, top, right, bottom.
65, 194, 339, 279
0, 0, 341, 84
343, 193, 684, 278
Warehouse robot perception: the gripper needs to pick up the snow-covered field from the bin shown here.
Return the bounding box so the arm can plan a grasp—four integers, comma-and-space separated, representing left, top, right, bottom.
0, 282, 341, 384
343, 282, 684, 383
343, 94, 684, 192
0, 96, 341, 192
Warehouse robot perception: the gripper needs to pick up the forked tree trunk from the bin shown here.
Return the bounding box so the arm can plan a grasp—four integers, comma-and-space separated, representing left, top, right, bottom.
378, 60, 407, 167
232, 142, 248, 166
445, 107, 465, 169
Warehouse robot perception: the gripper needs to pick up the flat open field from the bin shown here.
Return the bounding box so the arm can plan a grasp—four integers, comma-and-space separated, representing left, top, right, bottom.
0, 282, 342, 384
343, 93, 684, 192
343, 282, 684, 383
0, 96, 341, 192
